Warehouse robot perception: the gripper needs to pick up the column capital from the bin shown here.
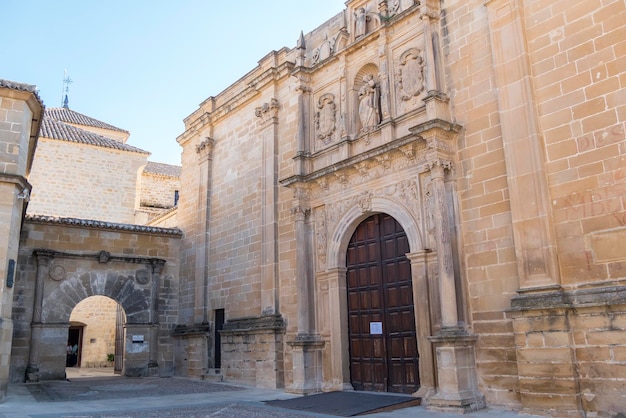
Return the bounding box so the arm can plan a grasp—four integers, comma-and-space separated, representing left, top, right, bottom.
255, 98, 279, 124
33, 250, 55, 266
195, 137, 215, 161
291, 206, 311, 221
425, 159, 453, 177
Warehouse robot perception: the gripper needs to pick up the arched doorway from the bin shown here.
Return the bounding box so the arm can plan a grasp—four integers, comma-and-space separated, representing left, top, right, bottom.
67, 296, 125, 375
346, 213, 419, 394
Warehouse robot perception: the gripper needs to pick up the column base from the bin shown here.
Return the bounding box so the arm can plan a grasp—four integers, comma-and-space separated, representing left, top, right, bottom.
286, 334, 325, 395
25, 365, 39, 383
428, 328, 485, 413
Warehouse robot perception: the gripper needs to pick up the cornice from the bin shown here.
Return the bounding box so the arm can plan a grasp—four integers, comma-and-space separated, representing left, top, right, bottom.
25, 214, 183, 237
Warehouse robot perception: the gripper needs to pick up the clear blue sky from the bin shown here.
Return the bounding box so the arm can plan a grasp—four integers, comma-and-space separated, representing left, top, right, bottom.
2, 1, 345, 165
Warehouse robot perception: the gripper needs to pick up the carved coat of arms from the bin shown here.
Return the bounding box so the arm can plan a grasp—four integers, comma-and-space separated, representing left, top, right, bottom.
397, 48, 425, 100
315, 93, 337, 145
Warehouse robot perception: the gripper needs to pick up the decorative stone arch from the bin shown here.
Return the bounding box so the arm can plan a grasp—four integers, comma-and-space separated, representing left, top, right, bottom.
26, 250, 164, 382
328, 196, 423, 269
42, 272, 150, 324
322, 197, 437, 396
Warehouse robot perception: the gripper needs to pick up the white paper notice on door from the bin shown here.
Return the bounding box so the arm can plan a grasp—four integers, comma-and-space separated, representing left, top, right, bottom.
370, 322, 383, 335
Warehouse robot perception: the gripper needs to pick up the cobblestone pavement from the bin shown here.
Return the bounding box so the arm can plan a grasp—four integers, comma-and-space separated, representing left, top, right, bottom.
0, 369, 540, 418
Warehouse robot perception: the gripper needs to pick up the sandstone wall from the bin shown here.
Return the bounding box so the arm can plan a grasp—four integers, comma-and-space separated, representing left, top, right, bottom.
70, 295, 118, 368
11, 218, 181, 382
140, 172, 179, 209
443, 0, 626, 414
27, 138, 147, 224
0, 81, 42, 400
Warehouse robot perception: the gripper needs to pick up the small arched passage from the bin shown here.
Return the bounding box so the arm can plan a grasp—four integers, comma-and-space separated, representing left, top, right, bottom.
26, 252, 162, 382
67, 295, 126, 374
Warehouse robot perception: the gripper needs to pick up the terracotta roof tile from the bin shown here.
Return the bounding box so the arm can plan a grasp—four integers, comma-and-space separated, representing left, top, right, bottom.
144, 161, 181, 178
26, 214, 182, 236
46, 107, 129, 133
0, 78, 44, 107
40, 116, 149, 154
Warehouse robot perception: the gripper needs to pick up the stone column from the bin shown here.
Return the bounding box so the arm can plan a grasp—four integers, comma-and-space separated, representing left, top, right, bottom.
195, 137, 215, 325
26, 250, 54, 382
287, 190, 325, 394
426, 160, 458, 329
255, 99, 280, 315
423, 161, 484, 412
326, 267, 353, 391
148, 259, 165, 376
406, 251, 437, 399
293, 203, 313, 336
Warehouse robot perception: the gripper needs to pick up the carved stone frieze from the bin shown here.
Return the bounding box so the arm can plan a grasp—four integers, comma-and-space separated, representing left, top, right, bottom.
315, 93, 337, 149
315, 207, 328, 270
358, 191, 373, 212
354, 161, 370, 178
423, 178, 436, 248
318, 177, 423, 270
307, 142, 429, 200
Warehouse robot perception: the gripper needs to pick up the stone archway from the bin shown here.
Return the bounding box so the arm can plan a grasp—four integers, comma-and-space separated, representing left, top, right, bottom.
67, 295, 124, 371
25, 250, 164, 382
322, 197, 437, 396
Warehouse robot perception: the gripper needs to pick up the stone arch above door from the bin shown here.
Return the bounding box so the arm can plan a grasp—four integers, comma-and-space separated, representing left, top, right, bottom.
43, 271, 151, 324
327, 196, 423, 269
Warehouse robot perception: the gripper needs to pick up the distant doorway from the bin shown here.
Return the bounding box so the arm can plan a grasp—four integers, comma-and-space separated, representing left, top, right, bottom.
66, 296, 125, 375
214, 309, 225, 369
346, 214, 420, 394
66, 326, 83, 367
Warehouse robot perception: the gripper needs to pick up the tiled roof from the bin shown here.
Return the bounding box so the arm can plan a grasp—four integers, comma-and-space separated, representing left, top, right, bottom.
144, 161, 181, 178
46, 107, 129, 133
26, 214, 183, 236
0, 78, 44, 107
40, 115, 149, 154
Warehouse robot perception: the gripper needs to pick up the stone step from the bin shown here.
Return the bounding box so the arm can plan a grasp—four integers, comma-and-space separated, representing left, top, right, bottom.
202, 369, 223, 381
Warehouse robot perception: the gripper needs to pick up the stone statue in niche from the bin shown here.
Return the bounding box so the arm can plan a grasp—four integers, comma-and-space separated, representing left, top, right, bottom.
358, 74, 380, 134
397, 48, 425, 102
315, 93, 337, 148
354, 7, 369, 38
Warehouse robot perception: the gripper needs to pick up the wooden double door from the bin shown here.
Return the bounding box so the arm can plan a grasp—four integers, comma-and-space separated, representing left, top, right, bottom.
346, 214, 419, 394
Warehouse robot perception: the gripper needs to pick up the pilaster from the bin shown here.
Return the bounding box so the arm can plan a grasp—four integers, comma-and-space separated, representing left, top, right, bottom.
26, 250, 54, 382
256, 99, 280, 315
195, 137, 215, 325
485, 0, 560, 292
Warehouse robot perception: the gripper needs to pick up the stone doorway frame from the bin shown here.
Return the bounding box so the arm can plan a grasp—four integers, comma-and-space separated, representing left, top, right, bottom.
25, 249, 165, 382
321, 197, 437, 397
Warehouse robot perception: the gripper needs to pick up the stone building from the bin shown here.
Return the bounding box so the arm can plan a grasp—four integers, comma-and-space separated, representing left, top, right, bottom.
174, 0, 626, 416
9, 105, 183, 384
27, 107, 180, 226
0, 79, 43, 401
5, 0, 626, 416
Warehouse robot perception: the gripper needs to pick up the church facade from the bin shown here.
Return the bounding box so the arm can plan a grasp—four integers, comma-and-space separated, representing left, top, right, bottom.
3, 0, 626, 416
175, 0, 626, 415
